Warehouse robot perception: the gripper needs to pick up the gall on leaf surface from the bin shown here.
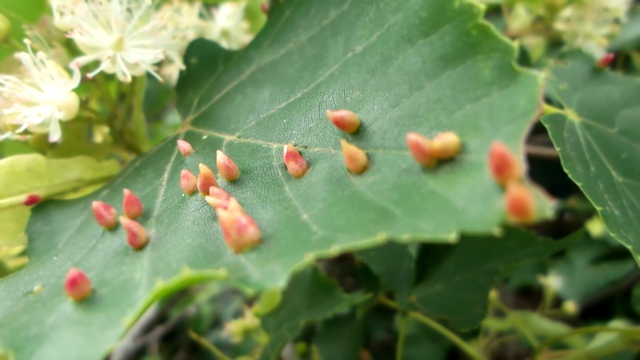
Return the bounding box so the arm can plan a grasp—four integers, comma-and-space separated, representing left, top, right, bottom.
0, 1, 550, 359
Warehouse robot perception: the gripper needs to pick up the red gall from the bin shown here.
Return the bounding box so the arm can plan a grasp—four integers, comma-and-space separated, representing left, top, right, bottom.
23, 194, 41, 206
205, 187, 233, 210
180, 169, 197, 195
283, 144, 308, 179
326, 109, 361, 134
216, 150, 240, 182
122, 189, 144, 219
432, 131, 462, 160
260, 2, 269, 14
119, 216, 149, 250
504, 182, 535, 224
488, 141, 520, 186
176, 139, 194, 157
197, 163, 217, 195
340, 139, 369, 174
216, 207, 262, 253
91, 201, 118, 229
64, 268, 92, 301
406, 132, 437, 167
596, 53, 615, 69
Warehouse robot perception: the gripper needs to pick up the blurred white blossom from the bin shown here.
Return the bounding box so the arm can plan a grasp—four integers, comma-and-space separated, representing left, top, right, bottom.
554, 0, 632, 58
0, 41, 80, 142
54, 0, 185, 83
202, 1, 253, 50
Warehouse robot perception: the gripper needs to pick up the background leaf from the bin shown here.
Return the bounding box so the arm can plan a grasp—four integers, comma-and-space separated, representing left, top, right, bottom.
0, 0, 48, 60
0, 0, 546, 358
543, 52, 640, 262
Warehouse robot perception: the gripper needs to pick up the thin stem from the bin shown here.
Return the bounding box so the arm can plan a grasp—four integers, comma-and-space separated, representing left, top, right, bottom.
531, 326, 640, 360
188, 330, 232, 360
491, 299, 539, 348
541, 103, 562, 115
378, 296, 485, 360
396, 314, 409, 360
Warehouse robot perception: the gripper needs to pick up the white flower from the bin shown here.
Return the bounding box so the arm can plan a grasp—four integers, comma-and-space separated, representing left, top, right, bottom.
0, 40, 80, 142
202, 1, 253, 50
155, 0, 203, 85
537, 272, 564, 292
554, 0, 632, 58
58, 0, 184, 83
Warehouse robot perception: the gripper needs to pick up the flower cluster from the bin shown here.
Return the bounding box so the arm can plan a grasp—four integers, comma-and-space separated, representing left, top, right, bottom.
0, 0, 254, 143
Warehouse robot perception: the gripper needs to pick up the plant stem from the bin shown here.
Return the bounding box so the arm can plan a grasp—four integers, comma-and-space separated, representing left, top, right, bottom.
188, 330, 232, 360
396, 314, 409, 360
541, 103, 562, 115
378, 296, 485, 360
531, 326, 640, 360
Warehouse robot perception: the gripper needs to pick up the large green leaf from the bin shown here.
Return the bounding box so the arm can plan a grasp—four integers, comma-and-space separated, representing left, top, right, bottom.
0, 0, 544, 358
543, 52, 640, 262
410, 228, 572, 329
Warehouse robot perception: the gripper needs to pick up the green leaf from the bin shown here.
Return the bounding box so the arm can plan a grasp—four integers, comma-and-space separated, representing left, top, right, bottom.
542, 52, 640, 262
0, 0, 544, 358
410, 228, 572, 329
550, 233, 635, 304
609, 5, 640, 51
0, 154, 120, 248
401, 318, 450, 360
314, 312, 364, 360
507, 311, 586, 348
260, 267, 365, 360
358, 243, 414, 305
0, 0, 48, 59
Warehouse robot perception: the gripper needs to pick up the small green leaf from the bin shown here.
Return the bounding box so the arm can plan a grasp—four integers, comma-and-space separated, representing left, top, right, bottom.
260, 267, 366, 360
410, 228, 572, 329
314, 312, 364, 360
543, 52, 640, 262
358, 243, 414, 305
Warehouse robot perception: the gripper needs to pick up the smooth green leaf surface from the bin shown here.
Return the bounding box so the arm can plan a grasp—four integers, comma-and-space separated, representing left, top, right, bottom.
543, 52, 640, 262
410, 228, 571, 329
359, 243, 414, 305
314, 312, 364, 360
260, 267, 364, 360
0, 0, 544, 358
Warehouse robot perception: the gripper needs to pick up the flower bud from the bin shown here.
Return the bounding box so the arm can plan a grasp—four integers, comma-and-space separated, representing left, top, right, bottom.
122, 189, 144, 219
283, 144, 308, 178
406, 132, 437, 167
326, 109, 361, 133
488, 141, 520, 186
23, 194, 41, 206
180, 169, 197, 195
216, 208, 262, 253
205, 187, 233, 210
58, 92, 80, 121
91, 201, 118, 229
198, 164, 217, 195
177, 139, 194, 157
432, 131, 462, 159
561, 300, 579, 315
64, 268, 92, 301
596, 53, 615, 69
216, 150, 240, 182
119, 216, 149, 250
340, 139, 369, 174
504, 182, 535, 224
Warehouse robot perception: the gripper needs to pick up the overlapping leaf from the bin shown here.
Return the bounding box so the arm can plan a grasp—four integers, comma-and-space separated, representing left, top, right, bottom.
0, 0, 545, 358
543, 52, 640, 262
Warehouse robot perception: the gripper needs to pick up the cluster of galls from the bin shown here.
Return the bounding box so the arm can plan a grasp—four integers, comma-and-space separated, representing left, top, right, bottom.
178, 141, 260, 253
65, 189, 148, 301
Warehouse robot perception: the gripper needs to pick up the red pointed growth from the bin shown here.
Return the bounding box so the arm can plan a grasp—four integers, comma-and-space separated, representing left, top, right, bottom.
119, 216, 149, 250
197, 164, 217, 195
92, 201, 118, 229
64, 268, 92, 301
488, 141, 520, 186
23, 194, 41, 206
216, 150, 240, 182
326, 109, 361, 133
180, 169, 197, 195
283, 144, 308, 179
505, 182, 535, 224
216, 208, 262, 253
176, 139, 194, 157
406, 132, 437, 167
122, 189, 144, 219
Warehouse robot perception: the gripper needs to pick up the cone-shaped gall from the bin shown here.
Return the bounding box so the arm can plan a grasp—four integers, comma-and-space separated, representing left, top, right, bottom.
488, 141, 520, 186
326, 109, 361, 133
216, 208, 262, 253
180, 169, 197, 195
283, 144, 308, 179
119, 216, 149, 250
197, 164, 217, 195
205, 187, 233, 210
406, 132, 437, 167
176, 139, 194, 157
122, 189, 144, 219
64, 268, 92, 301
92, 201, 118, 229
432, 131, 462, 160
340, 139, 369, 174
216, 150, 240, 182
504, 182, 535, 224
